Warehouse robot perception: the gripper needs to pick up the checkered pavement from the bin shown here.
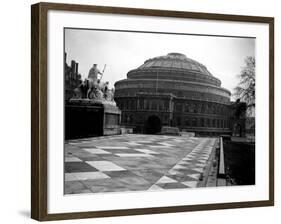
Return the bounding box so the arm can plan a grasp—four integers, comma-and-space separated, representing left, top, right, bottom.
65, 134, 218, 194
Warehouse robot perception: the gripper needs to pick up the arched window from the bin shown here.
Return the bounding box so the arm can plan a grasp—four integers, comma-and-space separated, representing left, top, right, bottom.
164, 101, 169, 111
194, 103, 198, 113
176, 103, 182, 112
209, 104, 213, 114
139, 99, 144, 110
185, 118, 190, 126
126, 115, 130, 123
197, 103, 202, 113
159, 100, 164, 111
201, 104, 206, 113
200, 118, 204, 127
185, 104, 189, 112
124, 114, 128, 123
192, 118, 197, 127
144, 100, 149, 110
208, 103, 212, 113
129, 115, 133, 124
189, 103, 194, 113
212, 104, 216, 114
124, 101, 128, 110
206, 118, 210, 127
217, 106, 221, 114
151, 100, 157, 110
177, 117, 181, 126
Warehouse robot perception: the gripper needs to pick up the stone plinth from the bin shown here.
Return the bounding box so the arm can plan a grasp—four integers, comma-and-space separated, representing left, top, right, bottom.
65, 99, 121, 139
103, 103, 122, 136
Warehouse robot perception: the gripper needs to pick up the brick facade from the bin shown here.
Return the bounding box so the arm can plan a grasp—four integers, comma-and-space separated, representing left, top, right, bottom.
64, 53, 82, 101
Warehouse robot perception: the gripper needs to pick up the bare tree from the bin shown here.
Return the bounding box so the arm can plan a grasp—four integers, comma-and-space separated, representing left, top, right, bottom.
234, 57, 255, 116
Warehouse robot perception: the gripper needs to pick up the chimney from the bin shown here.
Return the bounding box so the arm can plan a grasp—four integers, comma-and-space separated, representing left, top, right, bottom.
75, 62, 78, 74
71, 60, 76, 73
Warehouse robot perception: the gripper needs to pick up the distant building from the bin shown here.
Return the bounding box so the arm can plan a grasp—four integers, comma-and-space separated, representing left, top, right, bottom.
64, 52, 82, 101
114, 53, 246, 136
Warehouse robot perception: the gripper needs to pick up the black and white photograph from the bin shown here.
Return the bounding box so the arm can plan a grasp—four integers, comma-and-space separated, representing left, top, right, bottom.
64, 28, 256, 194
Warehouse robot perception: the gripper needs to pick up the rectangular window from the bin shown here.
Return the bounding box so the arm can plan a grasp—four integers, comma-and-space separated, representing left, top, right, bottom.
206, 118, 210, 127
177, 117, 181, 126
176, 104, 182, 112
200, 118, 204, 127
151, 100, 157, 110
185, 105, 189, 112
192, 118, 197, 127
139, 99, 144, 110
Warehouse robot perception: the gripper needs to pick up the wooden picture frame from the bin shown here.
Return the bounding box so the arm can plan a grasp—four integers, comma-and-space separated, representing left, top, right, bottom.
31, 2, 274, 221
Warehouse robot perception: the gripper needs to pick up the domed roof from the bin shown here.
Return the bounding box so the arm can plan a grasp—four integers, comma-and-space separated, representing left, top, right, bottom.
136, 53, 213, 76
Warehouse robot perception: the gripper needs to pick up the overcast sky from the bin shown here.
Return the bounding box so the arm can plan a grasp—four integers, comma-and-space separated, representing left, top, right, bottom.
65, 28, 255, 95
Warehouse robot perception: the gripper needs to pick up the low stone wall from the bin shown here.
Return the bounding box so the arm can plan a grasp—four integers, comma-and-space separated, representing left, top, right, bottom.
65, 101, 121, 139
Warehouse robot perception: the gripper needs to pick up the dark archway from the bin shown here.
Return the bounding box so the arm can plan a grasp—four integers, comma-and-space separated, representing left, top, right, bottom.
145, 115, 162, 134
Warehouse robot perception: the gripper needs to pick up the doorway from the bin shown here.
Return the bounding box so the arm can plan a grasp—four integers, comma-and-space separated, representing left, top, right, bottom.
145, 115, 162, 134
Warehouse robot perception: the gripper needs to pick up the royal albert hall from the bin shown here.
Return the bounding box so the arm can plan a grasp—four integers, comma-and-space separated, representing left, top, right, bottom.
114, 53, 240, 136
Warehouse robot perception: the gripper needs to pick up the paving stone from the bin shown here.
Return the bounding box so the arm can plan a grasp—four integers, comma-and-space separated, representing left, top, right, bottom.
70, 171, 110, 181
86, 161, 126, 171
65, 156, 82, 162
64, 135, 217, 194
148, 185, 164, 191
130, 169, 166, 183
65, 162, 99, 173
182, 181, 198, 188
64, 181, 88, 194
157, 182, 188, 189
157, 176, 177, 184
82, 148, 112, 154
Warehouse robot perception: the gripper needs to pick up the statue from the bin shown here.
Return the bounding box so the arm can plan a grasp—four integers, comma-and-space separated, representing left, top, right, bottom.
66, 62, 121, 139
87, 64, 103, 98
71, 63, 115, 104
73, 79, 88, 99
103, 82, 115, 101
88, 64, 103, 82
88, 80, 104, 100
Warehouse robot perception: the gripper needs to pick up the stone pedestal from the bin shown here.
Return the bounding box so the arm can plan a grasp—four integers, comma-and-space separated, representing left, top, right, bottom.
103, 103, 121, 136
65, 99, 121, 139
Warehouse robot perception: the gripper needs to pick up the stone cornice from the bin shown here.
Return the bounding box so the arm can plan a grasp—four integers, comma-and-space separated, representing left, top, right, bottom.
115, 78, 231, 97
127, 68, 221, 86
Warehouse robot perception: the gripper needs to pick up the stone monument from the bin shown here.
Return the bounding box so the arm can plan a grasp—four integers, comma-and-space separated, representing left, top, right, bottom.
65, 64, 121, 139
